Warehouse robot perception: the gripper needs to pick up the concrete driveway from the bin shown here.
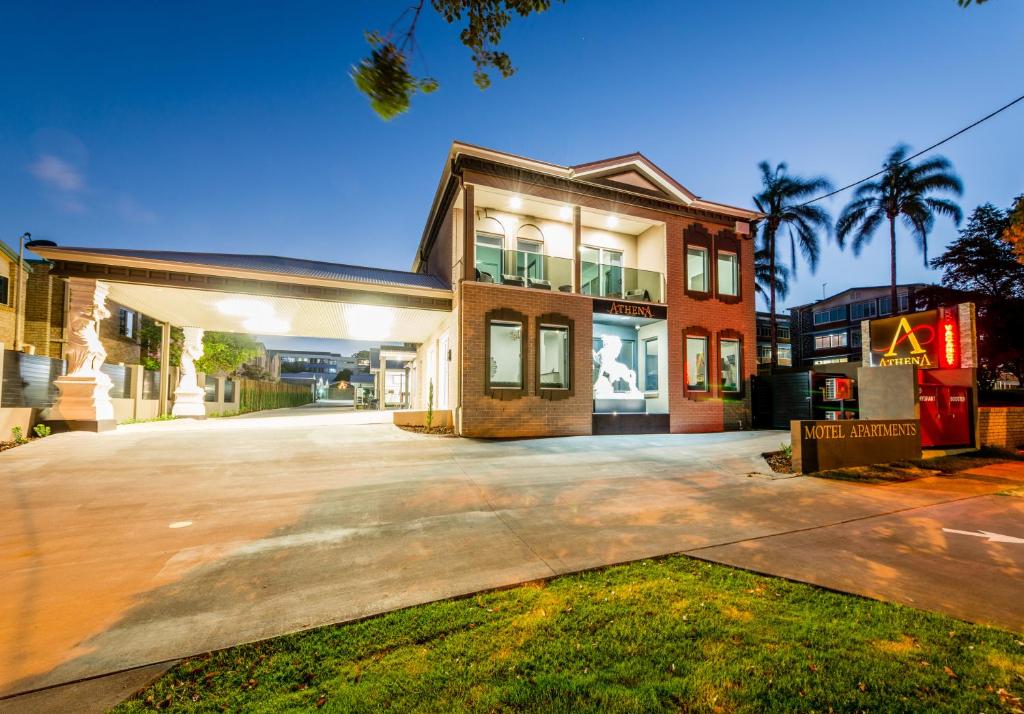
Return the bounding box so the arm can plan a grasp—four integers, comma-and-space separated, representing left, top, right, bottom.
2, 405, 1022, 701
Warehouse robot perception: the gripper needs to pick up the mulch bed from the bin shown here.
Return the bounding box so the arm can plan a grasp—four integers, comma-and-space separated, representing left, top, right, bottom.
0, 438, 37, 453
762, 450, 794, 473
396, 424, 455, 437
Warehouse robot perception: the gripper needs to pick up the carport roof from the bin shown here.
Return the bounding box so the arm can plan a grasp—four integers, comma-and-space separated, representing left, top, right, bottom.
39, 246, 450, 291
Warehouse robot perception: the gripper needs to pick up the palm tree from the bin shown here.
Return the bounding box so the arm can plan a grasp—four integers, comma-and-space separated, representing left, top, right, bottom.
836, 145, 963, 313
755, 244, 790, 304
753, 162, 833, 368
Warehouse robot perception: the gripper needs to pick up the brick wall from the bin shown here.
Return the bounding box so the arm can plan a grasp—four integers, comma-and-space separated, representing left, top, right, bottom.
978, 406, 1024, 449
100, 301, 142, 364
664, 215, 756, 433
23, 264, 53, 353
460, 281, 593, 438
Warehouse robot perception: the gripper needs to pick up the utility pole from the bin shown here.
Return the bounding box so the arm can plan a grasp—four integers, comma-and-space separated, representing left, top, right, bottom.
13, 233, 29, 351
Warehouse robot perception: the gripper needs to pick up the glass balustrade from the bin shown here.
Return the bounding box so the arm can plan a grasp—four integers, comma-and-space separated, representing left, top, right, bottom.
474, 251, 663, 301
475, 250, 574, 292
580, 261, 664, 303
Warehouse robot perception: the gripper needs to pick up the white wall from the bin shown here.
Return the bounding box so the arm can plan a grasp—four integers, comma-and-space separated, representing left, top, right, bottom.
637, 320, 669, 414
636, 223, 666, 275
579, 226, 637, 267
475, 210, 574, 259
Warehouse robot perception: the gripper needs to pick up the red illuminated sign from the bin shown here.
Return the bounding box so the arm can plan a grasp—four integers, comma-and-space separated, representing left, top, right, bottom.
939, 307, 959, 369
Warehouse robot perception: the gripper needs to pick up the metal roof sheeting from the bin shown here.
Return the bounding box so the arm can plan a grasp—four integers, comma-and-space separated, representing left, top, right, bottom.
54, 247, 451, 291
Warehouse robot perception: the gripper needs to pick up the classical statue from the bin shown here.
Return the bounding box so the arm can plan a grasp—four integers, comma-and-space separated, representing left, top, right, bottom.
66, 290, 111, 377
592, 334, 641, 398
178, 327, 205, 391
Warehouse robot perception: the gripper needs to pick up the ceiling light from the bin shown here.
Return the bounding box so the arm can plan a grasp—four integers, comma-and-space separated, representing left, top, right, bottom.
509, 196, 523, 209
559, 206, 572, 220
606, 215, 620, 228
346, 304, 396, 341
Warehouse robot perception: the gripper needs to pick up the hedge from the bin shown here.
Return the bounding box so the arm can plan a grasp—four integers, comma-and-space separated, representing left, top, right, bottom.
238, 379, 314, 413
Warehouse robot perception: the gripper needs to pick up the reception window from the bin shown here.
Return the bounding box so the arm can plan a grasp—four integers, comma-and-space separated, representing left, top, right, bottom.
539, 324, 570, 390
686, 247, 708, 293
717, 252, 738, 297
686, 336, 709, 392
488, 320, 523, 389
720, 338, 741, 393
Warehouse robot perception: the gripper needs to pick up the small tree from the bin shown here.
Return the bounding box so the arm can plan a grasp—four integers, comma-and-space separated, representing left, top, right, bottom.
196, 332, 261, 375
426, 380, 434, 430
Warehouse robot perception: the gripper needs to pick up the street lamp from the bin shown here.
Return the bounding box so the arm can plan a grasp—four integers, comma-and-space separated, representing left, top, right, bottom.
13, 234, 58, 351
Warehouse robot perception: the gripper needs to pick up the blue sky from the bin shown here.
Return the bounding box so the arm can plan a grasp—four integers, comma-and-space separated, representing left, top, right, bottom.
2, 1, 1022, 353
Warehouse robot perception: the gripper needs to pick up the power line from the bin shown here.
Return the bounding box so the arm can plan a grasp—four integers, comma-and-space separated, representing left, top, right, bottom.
799, 92, 1024, 207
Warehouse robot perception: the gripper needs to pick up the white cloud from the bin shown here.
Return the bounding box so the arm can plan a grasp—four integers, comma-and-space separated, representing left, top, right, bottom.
116, 194, 158, 224
29, 154, 85, 192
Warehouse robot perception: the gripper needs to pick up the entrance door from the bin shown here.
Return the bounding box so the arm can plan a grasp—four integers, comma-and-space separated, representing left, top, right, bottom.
919, 385, 971, 447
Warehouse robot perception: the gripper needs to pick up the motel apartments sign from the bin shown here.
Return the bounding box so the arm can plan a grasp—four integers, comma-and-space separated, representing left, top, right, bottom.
791, 419, 922, 474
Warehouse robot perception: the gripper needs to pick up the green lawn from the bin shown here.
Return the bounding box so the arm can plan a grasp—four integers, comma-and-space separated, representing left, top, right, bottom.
115, 557, 1024, 713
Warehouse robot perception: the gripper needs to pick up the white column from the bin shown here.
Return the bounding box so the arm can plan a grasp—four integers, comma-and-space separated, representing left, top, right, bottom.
172, 326, 206, 418
46, 278, 116, 431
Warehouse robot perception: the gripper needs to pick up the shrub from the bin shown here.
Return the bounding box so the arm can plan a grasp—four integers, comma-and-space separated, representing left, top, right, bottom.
11, 426, 27, 445
33, 424, 51, 438
780, 442, 792, 459
426, 380, 434, 430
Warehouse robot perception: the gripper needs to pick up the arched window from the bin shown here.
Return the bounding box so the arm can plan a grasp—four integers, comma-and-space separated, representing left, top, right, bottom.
475, 215, 507, 282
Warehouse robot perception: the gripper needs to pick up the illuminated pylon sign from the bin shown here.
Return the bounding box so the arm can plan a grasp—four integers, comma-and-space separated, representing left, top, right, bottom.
939, 307, 959, 369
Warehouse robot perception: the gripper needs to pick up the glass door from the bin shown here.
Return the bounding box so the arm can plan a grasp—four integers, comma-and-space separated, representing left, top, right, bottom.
516, 240, 543, 281
475, 233, 503, 282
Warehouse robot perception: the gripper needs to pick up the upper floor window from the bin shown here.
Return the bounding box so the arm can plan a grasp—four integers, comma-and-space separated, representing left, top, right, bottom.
686, 247, 708, 293
850, 300, 877, 321
814, 331, 848, 351
879, 294, 910, 315
778, 326, 790, 340
118, 308, 136, 339
0, 275, 8, 306
476, 233, 504, 283
813, 306, 847, 325
716, 251, 738, 297
580, 246, 624, 299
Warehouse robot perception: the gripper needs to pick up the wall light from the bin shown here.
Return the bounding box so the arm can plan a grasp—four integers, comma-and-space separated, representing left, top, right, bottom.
559, 205, 572, 220
509, 196, 523, 209
606, 215, 620, 228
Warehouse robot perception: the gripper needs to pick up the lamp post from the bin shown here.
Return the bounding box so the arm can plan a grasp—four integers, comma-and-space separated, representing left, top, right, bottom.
13, 234, 58, 351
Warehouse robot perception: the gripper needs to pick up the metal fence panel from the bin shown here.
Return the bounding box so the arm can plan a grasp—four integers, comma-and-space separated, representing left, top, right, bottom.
142, 370, 161, 400
1, 353, 66, 409
100, 363, 130, 399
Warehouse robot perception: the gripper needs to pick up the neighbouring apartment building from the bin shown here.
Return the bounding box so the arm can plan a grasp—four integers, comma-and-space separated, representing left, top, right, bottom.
755, 311, 792, 368
407, 143, 762, 436
789, 284, 927, 368
0, 240, 29, 348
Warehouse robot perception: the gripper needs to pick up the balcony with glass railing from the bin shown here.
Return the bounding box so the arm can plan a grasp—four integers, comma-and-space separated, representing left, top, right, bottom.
475, 248, 575, 292
579, 260, 664, 303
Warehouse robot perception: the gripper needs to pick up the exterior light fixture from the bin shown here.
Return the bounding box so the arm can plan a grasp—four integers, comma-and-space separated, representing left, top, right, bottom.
559, 205, 572, 220
509, 196, 523, 209
606, 215, 620, 228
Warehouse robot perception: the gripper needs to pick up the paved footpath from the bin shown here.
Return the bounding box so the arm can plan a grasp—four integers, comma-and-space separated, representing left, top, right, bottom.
2, 406, 1022, 710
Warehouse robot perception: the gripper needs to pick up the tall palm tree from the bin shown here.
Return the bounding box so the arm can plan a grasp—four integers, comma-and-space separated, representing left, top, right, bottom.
755, 244, 790, 304
753, 162, 833, 369
836, 145, 963, 313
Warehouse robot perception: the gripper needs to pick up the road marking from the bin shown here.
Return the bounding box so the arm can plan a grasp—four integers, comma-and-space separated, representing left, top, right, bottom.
942, 528, 1024, 544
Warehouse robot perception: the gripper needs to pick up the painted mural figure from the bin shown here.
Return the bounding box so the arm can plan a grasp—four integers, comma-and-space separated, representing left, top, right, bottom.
592, 334, 641, 398
66, 297, 111, 376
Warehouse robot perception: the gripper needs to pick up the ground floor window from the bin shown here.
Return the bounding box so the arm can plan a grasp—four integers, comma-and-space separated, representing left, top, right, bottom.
488, 320, 523, 389
686, 336, 709, 391
539, 324, 569, 389
720, 338, 741, 393
643, 337, 658, 392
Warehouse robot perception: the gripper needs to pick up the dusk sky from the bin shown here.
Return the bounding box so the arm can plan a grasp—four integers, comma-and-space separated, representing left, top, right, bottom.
3, 1, 1022, 352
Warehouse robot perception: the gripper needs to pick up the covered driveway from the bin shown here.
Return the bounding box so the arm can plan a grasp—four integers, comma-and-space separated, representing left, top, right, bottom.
2, 410, 1023, 701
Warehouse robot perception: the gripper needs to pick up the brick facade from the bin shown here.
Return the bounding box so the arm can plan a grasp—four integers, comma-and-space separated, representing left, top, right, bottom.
459, 281, 593, 437
978, 406, 1024, 448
